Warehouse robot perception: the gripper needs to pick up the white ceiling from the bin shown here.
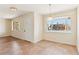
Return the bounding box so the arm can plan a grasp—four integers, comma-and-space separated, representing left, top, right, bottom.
0, 4, 78, 19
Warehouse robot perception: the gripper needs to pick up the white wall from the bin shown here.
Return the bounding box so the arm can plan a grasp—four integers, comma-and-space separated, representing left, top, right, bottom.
0, 19, 11, 37
43, 9, 77, 45
11, 12, 42, 43
11, 13, 34, 42
34, 12, 43, 43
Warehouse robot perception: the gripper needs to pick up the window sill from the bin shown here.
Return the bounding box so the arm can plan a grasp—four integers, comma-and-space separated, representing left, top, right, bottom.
47, 30, 72, 33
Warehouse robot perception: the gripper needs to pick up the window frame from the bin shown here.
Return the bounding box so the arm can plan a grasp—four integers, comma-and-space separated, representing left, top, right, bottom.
46, 16, 72, 33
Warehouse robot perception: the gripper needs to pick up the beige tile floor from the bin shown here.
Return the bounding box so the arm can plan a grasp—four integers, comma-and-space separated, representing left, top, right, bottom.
0, 36, 78, 55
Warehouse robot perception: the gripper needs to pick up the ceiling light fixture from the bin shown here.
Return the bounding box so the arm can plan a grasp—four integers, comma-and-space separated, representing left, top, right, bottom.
10, 7, 17, 12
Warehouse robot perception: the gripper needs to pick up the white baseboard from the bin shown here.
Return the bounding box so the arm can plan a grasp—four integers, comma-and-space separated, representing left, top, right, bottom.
0, 34, 10, 37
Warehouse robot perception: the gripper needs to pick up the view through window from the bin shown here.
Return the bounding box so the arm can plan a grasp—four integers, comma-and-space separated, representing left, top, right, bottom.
47, 17, 72, 32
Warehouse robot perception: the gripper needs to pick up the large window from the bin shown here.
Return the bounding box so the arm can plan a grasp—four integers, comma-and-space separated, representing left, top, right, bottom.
47, 17, 72, 33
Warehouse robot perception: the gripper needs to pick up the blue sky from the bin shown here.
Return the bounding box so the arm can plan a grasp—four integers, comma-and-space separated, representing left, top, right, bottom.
48, 17, 71, 25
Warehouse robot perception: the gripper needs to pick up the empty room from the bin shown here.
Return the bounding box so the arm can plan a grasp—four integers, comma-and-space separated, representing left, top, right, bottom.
0, 4, 79, 55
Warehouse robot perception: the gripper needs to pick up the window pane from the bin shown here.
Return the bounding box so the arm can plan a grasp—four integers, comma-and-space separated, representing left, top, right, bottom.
47, 17, 71, 32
